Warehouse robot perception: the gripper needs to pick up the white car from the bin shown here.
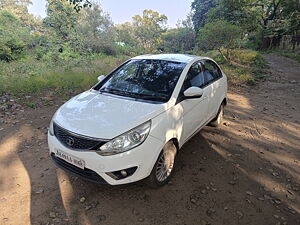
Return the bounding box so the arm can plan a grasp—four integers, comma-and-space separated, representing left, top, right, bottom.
48, 54, 227, 187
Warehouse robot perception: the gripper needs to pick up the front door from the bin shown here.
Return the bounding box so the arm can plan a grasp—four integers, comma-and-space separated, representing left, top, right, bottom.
201, 60, 224, 119
177, 61, 209, 143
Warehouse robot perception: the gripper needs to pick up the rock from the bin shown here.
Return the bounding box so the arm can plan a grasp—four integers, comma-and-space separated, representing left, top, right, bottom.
201, 189, 207, 194
98, 215, 106, 222
223, 121, 230, 126
228, 180, 236, 185
237, 211, 243, 219
201, 220, 210, 225
132, 209, 140, 215
85, 205, 92, 211
246, 191, 253, 196
52, 218, 61, 223
190, 197, 198, 204
263, 194, 272, 200
34, 188, 44, 194
206, 208, 216, 217
274, 215, 279, 219
80, 197, 86, 203
49, 212, 56, 218
138, 217, 144, 222
274, 199, 281, 205
224, 206, 229, 211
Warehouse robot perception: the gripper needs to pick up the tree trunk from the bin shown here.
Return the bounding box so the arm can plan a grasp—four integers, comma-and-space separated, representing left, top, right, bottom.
218, 49, 230, 64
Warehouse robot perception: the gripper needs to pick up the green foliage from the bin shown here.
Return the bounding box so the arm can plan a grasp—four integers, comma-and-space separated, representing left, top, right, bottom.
43, 0, 81, 43
66, 0, 91, 12
205, 49, 266, 85
191, 0, 217, 31
0, 0, 37, 30
276, 51, 300, 63
197, 20, 241, 62
160, 28, 196, 53
0, 11, 30, 61
191, 0, 300, 49
77, 4, 117, 55
206, 0, 260, 33
132, 10, 168, 51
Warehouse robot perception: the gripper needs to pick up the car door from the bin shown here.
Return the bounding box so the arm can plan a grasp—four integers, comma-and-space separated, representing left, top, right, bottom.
201, 60, 223, 120
177, 61, 209, 144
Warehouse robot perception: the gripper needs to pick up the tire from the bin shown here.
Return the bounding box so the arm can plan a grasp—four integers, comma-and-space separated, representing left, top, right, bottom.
209, 103, 224, 127
146, 141, 177, 188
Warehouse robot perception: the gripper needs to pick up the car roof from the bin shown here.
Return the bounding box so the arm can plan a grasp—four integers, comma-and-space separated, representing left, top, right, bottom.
131, 54, 208, 63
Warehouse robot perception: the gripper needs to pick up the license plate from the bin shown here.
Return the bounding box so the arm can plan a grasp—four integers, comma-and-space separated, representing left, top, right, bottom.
55, 149, 85, 169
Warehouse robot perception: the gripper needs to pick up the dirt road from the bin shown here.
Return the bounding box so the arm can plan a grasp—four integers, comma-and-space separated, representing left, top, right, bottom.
0, 54, 299, 225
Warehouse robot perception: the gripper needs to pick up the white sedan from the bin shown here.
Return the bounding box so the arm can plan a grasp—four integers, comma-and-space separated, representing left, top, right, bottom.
48, 54, 227, 187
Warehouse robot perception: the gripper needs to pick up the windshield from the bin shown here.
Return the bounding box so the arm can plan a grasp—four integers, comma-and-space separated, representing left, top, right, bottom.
96, 59, 186, 102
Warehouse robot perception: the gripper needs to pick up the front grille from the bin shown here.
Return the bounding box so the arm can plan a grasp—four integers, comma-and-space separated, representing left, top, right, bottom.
51, 154, 107, 184
53, 123, 107, 150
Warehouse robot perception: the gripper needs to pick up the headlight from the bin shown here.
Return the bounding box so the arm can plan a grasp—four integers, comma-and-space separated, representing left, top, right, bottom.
48, 119, 54, 136
98, 121, 151, 156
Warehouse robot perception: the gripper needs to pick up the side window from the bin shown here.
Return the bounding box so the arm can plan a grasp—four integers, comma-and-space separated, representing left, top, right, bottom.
202, 60, 222, 85
183, 62, 205, 89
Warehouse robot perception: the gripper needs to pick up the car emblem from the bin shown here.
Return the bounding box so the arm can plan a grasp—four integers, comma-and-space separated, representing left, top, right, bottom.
66, 136, 75, 147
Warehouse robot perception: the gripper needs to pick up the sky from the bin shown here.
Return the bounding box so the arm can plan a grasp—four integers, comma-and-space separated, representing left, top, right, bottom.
28, 0, 193, 28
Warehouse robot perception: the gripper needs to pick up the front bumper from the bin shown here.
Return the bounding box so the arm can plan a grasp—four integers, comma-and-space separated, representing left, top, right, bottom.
48, 132, 164, 185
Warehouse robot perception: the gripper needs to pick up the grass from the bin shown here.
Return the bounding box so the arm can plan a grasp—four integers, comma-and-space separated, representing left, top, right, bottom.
0, 49, 267, 97
277, 51, 300, 63
0, 55, 127, 96
204, 49, 267, 85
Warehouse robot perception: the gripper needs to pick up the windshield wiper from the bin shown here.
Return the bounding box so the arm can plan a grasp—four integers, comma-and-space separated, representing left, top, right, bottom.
134, 94, 168, 102
100, 88, 168, 102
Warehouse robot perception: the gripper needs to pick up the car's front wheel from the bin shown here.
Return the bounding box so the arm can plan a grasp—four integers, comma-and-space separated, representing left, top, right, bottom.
146, 141, 177, 188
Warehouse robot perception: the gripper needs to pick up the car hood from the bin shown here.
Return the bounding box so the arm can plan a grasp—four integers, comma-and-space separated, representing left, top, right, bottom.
54, 90, 166, 139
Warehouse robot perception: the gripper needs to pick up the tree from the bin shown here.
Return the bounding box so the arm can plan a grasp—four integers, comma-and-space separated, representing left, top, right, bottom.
197, 20, 241, 62
77, 4, 117, 55
191, 0, 217, 32
43, 0, 81, 43
160, 28, 196, 53
66, 0, 91, 12
0, 10, 30, 61
132, 9, 168, 51
0, 0, 39, 30
205, 0, 260, 34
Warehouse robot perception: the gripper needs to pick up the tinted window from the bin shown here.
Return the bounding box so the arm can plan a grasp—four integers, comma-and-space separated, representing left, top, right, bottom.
183, 62, 205, 89
97, 59, 186, 102
202, 60, 222, 85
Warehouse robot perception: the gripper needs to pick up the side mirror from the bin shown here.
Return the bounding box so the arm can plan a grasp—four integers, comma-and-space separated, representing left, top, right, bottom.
97, 75, 106, 82
183, 87, 203, 99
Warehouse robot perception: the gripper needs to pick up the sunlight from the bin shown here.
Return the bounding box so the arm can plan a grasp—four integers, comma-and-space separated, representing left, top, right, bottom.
228, 92, 252, 110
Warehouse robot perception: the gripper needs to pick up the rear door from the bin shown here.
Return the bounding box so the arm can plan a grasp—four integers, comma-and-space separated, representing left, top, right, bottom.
201, 60, 224, 120
177, 61, 209, 143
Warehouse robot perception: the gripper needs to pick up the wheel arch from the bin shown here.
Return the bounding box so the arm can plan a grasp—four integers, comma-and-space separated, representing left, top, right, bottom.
222, 97, 227, 106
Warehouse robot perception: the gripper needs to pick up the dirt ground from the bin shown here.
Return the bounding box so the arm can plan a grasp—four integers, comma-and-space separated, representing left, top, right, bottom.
0, 54, 299, 225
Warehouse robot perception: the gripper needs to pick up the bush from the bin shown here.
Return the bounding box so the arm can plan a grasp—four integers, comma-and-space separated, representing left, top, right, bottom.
204, 49, 266, 85
0, 11, 30, 62
197, 20, 241, 62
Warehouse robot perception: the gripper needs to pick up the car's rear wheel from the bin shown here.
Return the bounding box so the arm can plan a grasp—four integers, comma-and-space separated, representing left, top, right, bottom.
146, 141, 177, 188
209, 103, 224, 127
